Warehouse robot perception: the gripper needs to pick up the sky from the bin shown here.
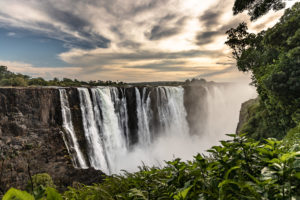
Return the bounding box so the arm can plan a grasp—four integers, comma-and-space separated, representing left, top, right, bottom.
0, 0, 297, 82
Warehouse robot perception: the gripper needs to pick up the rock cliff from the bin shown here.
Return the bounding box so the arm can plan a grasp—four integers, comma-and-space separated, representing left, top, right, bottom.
0, 87, 103, 194
0, 83, 216, 193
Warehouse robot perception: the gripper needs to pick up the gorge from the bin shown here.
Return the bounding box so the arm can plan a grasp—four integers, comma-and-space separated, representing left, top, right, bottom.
0, 81, 256, 190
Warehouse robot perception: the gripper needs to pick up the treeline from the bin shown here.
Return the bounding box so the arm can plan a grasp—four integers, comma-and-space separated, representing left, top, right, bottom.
0, 66, 126, 87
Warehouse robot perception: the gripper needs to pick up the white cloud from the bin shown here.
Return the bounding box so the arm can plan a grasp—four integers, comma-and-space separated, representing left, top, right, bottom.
7, 32, 16, 36
0, 0, 293, 82
0, 60, 82, 80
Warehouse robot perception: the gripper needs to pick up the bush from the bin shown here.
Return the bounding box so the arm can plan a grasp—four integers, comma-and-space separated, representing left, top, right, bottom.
26, 173, 56, 192
63, 135, 300, 200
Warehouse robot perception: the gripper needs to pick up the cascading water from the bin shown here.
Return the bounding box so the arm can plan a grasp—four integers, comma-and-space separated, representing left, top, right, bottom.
135, 87, 152, 146
77, 88, 109, 173
156, 87, 189, 136
59, 89, 88, 169
111, 88, 130, 148
91, 87, 127, 173
60, 83, 256, 174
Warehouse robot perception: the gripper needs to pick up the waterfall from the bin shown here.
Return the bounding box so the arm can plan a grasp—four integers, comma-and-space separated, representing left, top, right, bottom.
135, 87, 152, 146
77, 88, 110, 173
156, 87, 189, 136
111, 88, 130, 148
91, 87, 127, 173
63, 83, 256, 174
59, 89, 88, 169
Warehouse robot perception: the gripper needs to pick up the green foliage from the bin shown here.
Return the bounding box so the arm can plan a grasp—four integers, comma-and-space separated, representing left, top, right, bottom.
3, 187, 62, 200
3, 135, 299, 199
283, 123, 300, 148
233, 0, 285, 21
226, 2, 300, 139
3, 188, 34, 200
60, 135, 300, 200
26, 173, 56, 191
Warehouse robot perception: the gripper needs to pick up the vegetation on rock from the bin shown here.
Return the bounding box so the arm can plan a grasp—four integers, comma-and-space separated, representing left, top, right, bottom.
226, 2, 300, 140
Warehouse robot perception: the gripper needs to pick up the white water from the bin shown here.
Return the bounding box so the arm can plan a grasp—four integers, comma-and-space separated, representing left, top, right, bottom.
64, 83, 257, 174
159, 87, 189, 136
115, 84, 256, 172
91, 87, 127, 173
77, 88, 109, 173
59, 89, 88, 169
135, 88, 152, 146
111, 88, 130, 148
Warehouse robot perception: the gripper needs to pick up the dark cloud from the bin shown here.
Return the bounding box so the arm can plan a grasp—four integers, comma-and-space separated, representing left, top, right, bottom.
145, 15, 188, 40
199, 10, 221, 27
118, 40, 141, 49
196, 31, 219, 45
147, 25, 181, 40
42, 4, 110, 49
89, 0, 170, 19
131, 0, 169, 15
196, 16, 241, 46
46, 8, 90, 30
195, 0, 244, 46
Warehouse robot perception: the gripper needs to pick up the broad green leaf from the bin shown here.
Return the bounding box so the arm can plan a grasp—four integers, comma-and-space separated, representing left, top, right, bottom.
173, 186, 193, 200
3, 188, 34, 200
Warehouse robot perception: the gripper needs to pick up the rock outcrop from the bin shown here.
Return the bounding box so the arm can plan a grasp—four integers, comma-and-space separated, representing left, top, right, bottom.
0, 87, 104, 194
236, 98, 259, 134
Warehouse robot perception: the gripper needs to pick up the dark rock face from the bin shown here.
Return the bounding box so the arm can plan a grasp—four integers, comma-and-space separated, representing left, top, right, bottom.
125, 87, 139, 146
183, 85, 208, 136
0, 87, 103, 194
236, 98, 259, 134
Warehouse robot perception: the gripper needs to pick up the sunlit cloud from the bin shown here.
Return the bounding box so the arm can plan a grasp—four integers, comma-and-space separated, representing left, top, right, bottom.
0, 0, 297, 82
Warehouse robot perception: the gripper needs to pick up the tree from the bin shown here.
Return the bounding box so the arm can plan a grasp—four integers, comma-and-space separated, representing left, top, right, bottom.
233, 0, 286, 20
226, 2, 300, 139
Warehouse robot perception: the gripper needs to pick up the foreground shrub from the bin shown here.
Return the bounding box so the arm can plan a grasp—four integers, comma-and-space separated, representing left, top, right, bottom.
3, 135, 299, 199
63, 135, 300, 200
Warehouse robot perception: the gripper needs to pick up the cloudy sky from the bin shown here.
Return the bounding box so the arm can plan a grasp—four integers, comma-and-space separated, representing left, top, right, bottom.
0, 0, 297, 82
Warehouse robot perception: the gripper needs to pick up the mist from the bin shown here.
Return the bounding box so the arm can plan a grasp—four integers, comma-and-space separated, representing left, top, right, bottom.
113, 83, 257, 173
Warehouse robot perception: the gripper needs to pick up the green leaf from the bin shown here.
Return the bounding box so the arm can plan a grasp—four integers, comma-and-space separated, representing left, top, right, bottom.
294, 172, 300, 179
173, 186, 193, 200
128, 188, 147, 200
280, 151, 300, 162
225, 166, 240, 179
3, 188, 35, 200
45, 187, 63, 200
